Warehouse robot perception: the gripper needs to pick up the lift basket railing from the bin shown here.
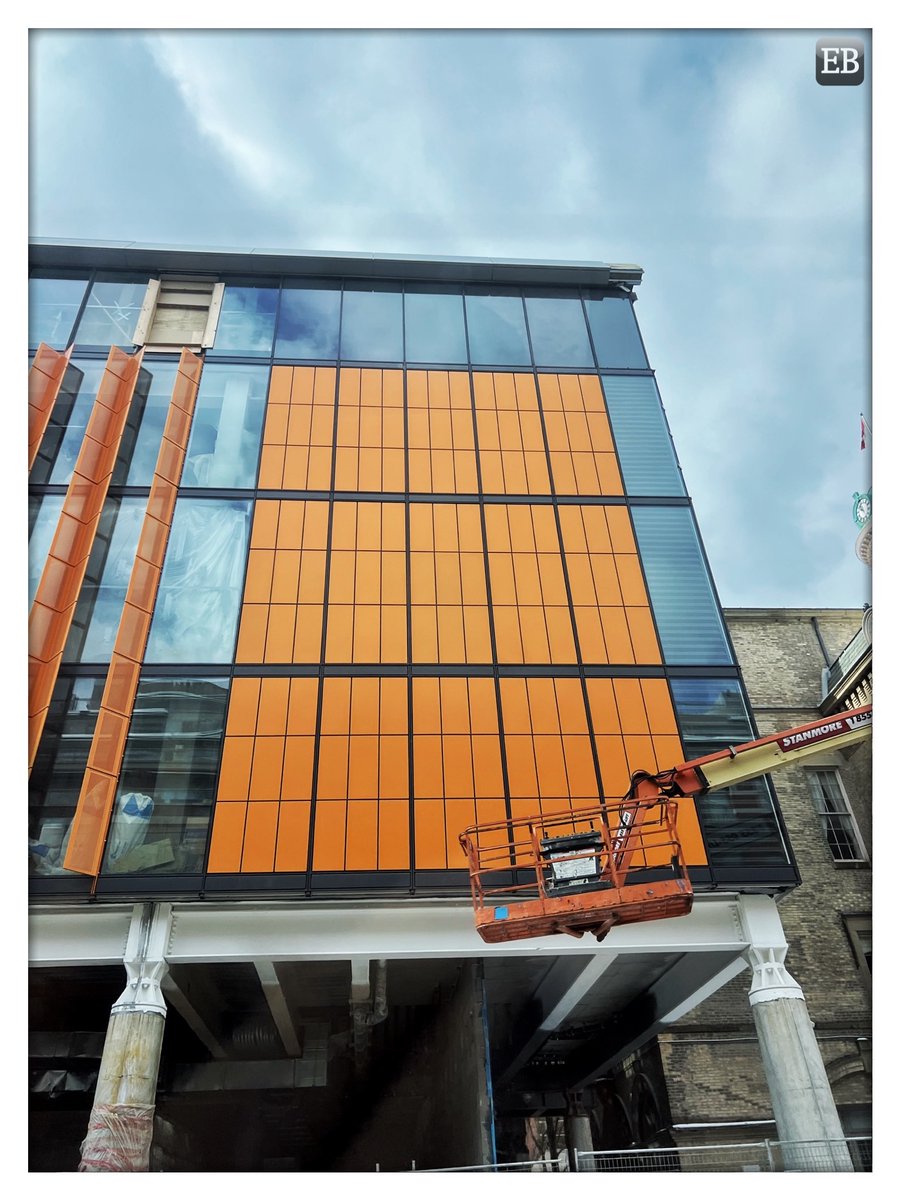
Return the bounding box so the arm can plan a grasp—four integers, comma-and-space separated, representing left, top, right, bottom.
458, 796, 692, 943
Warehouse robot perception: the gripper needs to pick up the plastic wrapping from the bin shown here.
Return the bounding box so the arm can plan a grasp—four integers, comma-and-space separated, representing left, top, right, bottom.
78, 1104, 155, 1172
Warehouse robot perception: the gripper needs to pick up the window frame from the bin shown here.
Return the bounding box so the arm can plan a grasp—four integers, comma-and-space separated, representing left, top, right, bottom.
806, 767, 868, 864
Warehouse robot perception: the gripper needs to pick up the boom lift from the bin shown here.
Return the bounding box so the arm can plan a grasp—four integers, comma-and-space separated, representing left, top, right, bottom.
459, 704, 872, 944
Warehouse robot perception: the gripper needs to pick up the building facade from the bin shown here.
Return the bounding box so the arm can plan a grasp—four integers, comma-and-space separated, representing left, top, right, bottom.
27, 243, 858, 1172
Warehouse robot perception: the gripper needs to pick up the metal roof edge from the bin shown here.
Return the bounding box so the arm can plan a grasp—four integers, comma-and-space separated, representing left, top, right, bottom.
28, 238, 644, 287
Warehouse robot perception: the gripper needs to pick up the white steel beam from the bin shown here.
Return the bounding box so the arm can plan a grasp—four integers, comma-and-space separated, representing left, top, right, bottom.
255, 960, 303, 1057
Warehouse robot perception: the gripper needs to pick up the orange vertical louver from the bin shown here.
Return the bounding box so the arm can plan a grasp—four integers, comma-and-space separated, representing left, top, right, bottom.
28, 347, 144, 769
28, 344, 73, 471
62, 349, 203, 877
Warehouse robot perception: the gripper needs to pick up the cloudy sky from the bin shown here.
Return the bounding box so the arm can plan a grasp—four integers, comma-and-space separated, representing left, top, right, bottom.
28, 26, 873, 609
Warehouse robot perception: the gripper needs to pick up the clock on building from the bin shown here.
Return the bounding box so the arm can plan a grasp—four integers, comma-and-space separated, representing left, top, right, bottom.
853, 491, 872, 528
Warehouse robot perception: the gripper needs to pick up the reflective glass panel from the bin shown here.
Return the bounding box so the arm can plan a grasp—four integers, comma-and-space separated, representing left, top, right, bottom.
101, 676, 230, 875
340, 285, 403, 361
28, 493, 65, 608
211, 285, 278, 357
145, 498, 252, 663
631, 507, 732, 664
30, 359, 107, 486
524, 293, 594, 368
112, 362, 179, 486
29, 675, 104, 876
602, 375, 685, 496
465, 290, 531, 366
585, 294, 648, 368
29, 275, 88, 348
63, 497, 146, 663
671, 678, 790, 866
182, 364, 269, 488
404, 287, 468, 364
275, 280, 341, 359
74, 277, 148, 347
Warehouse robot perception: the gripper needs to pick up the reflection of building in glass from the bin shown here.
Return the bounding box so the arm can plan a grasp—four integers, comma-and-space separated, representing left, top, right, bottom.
28, 244, 864, 1173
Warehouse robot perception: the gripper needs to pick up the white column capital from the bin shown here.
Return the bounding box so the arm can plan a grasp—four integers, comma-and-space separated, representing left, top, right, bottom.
112, 902, 173, 1018
745, 944, 804, 1004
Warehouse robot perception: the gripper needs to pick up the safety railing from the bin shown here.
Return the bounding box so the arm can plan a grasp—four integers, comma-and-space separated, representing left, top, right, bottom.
407, 1137, 872, 1173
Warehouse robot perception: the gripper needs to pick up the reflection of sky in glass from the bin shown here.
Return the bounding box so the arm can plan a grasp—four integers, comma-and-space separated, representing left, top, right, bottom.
340, 288, 403, 361
212, 286, 278, 356
586, 296, 648, 368
602, 375, 685, 497
64, 497, 147, 663
28, 493, 65, 608
183, 364, 269, 488
114, 363, 179, 486
669, 678, 753, 745
145, 499, 252, 663
524, 296, 594, 367
404, 291, 467, 363
29, 277, 88, 348
31, 359, 107, 486
275, 283, 340, 358
631, 507, 732, 665
465, 293, 531, 365
75, 280, 147, 346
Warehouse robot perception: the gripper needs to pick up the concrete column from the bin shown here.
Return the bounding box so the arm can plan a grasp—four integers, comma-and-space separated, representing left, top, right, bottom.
740, 896, 853, 1172
565, 1093, 596, 1171
78, 903, 173, 1172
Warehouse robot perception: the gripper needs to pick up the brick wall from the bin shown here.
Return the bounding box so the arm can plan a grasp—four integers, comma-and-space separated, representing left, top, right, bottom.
659, 609, 872, 1137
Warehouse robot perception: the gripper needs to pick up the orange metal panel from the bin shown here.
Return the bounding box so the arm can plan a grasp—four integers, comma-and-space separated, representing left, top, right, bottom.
562, 735, 599, 797
519, 608, 550, 662
598, 607, 633, 663
352, 605, 381, 662
243, 549, 275, 604
268, 366, 293, 406
257, 444, 286, 488
346, 801, 378, 869
257, 678, 290, 736
316, 736, 350, 799
103, 658, 141, 719
348, 734, 381, 801
286, 404, 314, 447
86, 709, 130, 776
226, 677, 262, 736
287, 678, 320, 735
613, 679, 650, 733
58, 771, 117, 877
274, 802, 311, 872
262, 402, 289, 445
242, 802, 279, 872
298, 550, 327, 604
590, 554, 623, 605
263, 605, 297, 662
551, 452, 579, 495
282, 445, 311, 489
445, 799, 476, 857
334, 447, 358, 490
412, 677, 441, 732
271, 550, 301, 604
381, 607, 407, 663
379, 736, 408, 798
414, 800, 448, 869
413, 736, 444, 796
293, 604, 324, 661
248, 736, 285, 801
321, 677, 351, 732
312, 802, 347, 870
236, 604, 269, 662
251, 500, 281, 549
574, 606, 607, 662
411, 606, 438, 661
378, 800, 409, 869
492, 607, 523, 663
217, 738, 254, 800
504, 736, 539, 797
626, 608, 662, 664
207, 803, 248, 873
380, 678, 407, 733
641, 678, 679, 734
275, 501, 304, 549
472, 735, 504, 796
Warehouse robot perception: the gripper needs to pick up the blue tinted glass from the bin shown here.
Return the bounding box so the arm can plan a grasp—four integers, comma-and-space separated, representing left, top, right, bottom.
602, 375, 685, 496
671, 678, 790, 866
340, 286, 403, 361
102, 676, 229, 875
465, 291, 531, 365
29, 676, 105, 876
63, 497, 146, 664
183, 364, 269, 488
275, 281, 340, 359
630, 507, 732, 664
75, 278, 148, 347
404, 288, 467, 364
586, 295, 648, 368
28, 493, 65, 608
29, 276, 88, 348
113, 362, 179, 486
211, 285, 278, 356
524, 295, 594, 368
145, 498, 252, 663
30, 359, 107, 486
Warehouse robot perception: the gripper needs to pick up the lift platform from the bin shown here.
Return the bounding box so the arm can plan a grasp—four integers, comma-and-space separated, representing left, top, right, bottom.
459, 703, 872, 944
